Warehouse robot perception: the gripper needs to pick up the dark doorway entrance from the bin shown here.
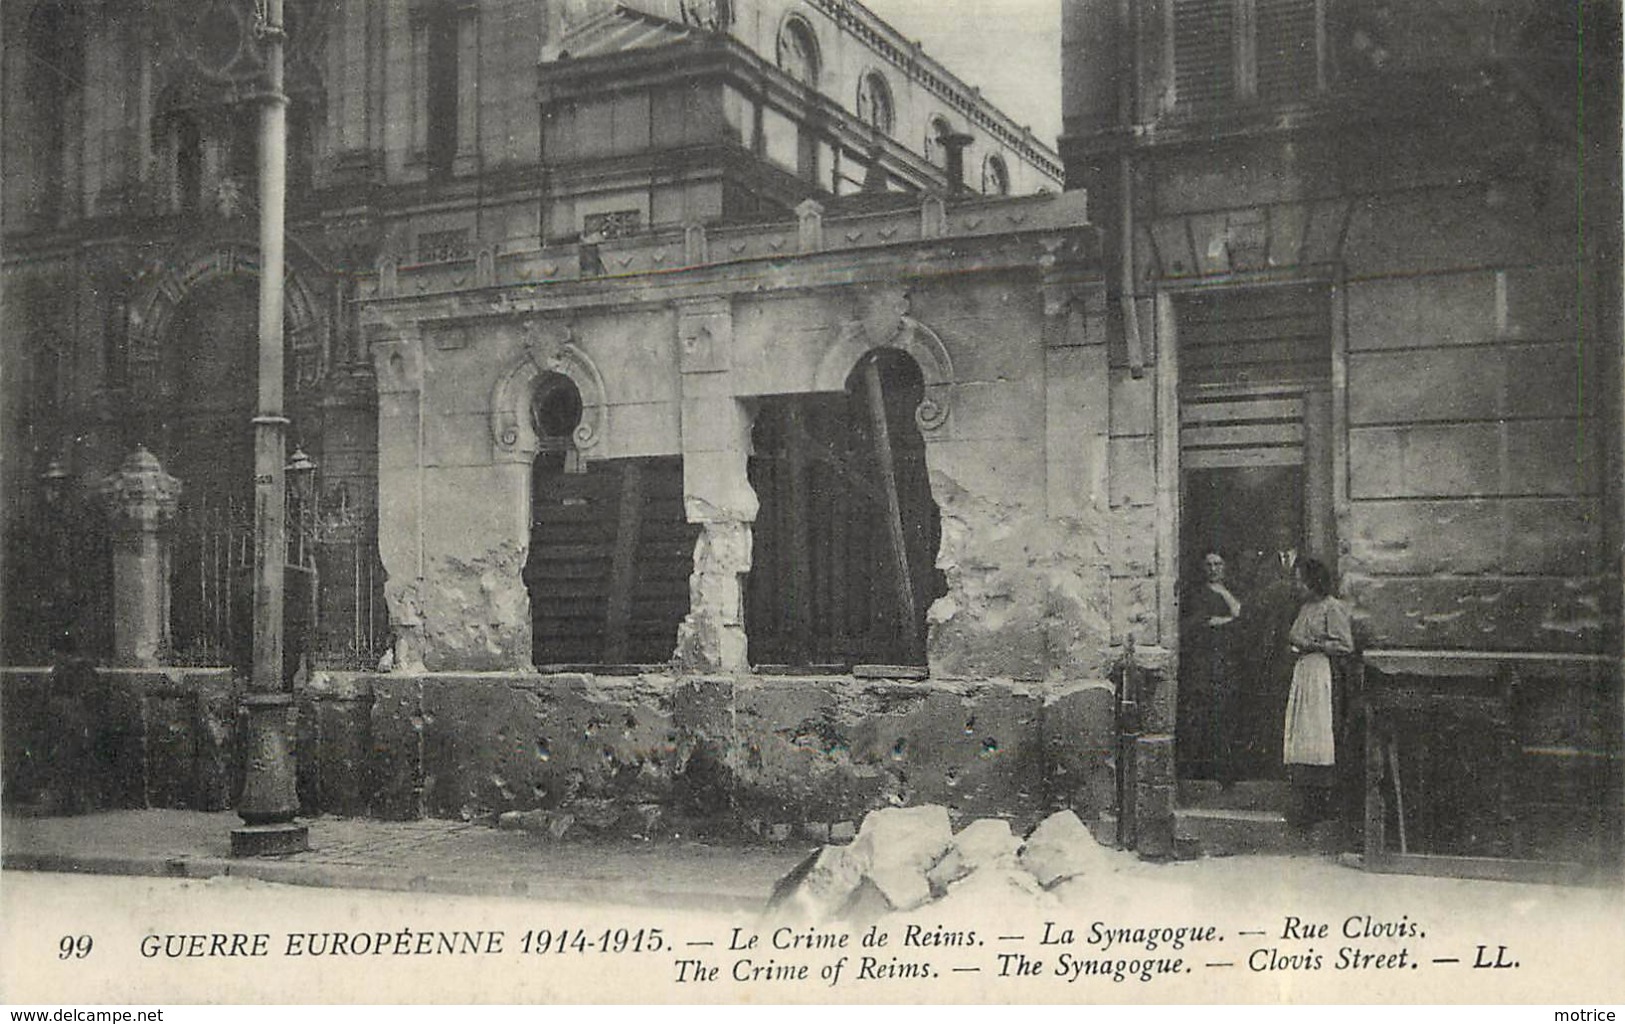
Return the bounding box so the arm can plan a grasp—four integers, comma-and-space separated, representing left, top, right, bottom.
1181, 463, 1303, 779
1174, 285, 1334, 792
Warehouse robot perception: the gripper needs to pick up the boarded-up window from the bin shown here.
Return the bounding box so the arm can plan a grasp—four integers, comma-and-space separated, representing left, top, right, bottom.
524, 374, 699, 667
1176, 284, 1335, 570
1177, 284, 1330, 392
746, 351, 944, 670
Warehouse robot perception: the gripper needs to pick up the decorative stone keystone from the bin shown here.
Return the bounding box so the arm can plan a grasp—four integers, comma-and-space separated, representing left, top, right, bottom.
99, 446, 181, 668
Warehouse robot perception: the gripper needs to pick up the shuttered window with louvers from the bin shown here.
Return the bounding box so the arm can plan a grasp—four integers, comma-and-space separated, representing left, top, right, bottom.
1170, 0, 1325, 113
1256, 0, 1321, 101
1173, 0, 1237, 111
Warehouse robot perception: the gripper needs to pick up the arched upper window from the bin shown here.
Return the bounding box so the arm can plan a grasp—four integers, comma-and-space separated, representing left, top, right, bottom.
926, 116, 954, 167
856, 71, 894, 136
776, 15, 820, 87
531, 372, 585, 452
982, 154, 1010, 195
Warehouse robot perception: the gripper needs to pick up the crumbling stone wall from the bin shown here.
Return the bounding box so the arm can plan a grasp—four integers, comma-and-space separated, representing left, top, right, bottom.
304, 670, 1068, 832
349, 196, 1129, 832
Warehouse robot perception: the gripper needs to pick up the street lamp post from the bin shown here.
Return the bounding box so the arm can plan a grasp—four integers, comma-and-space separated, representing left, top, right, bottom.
231, 0, 308, 857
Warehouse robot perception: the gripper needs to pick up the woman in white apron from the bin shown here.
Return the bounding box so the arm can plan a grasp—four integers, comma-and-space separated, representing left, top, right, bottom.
1283, 557, 1353, 826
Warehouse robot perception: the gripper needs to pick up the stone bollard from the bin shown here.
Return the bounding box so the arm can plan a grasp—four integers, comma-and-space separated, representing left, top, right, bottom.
99, 446, 181, 668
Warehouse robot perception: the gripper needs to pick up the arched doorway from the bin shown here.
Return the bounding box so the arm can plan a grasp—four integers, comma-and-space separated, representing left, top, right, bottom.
154, 274, 345, 677
746, 348, 944, 670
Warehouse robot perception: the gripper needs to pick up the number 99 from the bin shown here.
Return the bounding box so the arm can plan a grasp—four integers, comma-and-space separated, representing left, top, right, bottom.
59, 934, 93, 959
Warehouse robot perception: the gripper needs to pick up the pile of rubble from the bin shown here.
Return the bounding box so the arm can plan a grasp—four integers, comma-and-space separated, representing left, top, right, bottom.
767, 805, 1135, 924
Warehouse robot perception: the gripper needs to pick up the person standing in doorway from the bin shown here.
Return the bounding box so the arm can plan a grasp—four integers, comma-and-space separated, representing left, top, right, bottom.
1179, 551, 1244, 786
1282, 557, 1353, 825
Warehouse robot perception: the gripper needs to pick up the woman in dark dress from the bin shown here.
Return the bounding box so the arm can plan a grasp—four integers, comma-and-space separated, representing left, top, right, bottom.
1179, 552, 1244, 785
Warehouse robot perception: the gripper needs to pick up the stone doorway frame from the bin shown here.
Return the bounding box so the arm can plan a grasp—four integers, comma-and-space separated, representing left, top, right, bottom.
1147, 269, 1351, 837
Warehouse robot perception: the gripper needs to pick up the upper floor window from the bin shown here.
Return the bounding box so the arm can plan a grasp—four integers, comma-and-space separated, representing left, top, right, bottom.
166, 108, 258, 217
424, 6, 459, 177
856, 71, 894, 136
777, 16, 820, 87
22, 2, 86, 224
1170, 0, 1326, 113
982, 154, 1010, 195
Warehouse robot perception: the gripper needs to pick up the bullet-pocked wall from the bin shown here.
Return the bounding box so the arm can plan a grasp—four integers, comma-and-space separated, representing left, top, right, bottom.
353, 193, 1123, 827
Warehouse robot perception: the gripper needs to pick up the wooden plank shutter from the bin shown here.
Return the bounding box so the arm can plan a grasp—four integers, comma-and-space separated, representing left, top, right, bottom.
1177, 285, 1331, 469
528, 456, 698, 668
746, 355, 941, 670
1177, 285, 1331, 389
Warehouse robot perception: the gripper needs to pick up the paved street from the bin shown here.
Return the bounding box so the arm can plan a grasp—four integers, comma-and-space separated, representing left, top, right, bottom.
2, 810, 809, 911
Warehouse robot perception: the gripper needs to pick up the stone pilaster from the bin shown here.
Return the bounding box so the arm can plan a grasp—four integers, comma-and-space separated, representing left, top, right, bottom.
98, 446, 180, 668
370, 324, 426, 671
1040, 238, 1114, 684
673, 297, 755, 673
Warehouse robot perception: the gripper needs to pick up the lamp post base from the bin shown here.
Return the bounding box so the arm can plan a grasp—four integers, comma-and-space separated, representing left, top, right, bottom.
230, 822, 310, 858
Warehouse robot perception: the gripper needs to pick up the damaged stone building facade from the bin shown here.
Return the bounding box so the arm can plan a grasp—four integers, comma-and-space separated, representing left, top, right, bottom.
354, 189, 1113, 826
5, 0, 1124, 834
3, 0, 1621, 873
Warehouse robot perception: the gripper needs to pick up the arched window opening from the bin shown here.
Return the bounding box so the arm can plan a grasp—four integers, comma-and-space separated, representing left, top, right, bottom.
983, 154, 1010, 195
746, 350, 944, 671
524, 374, 699, 669
856, 71, 894, 136
532, 371, 585, 467
776, 16, 820, 87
